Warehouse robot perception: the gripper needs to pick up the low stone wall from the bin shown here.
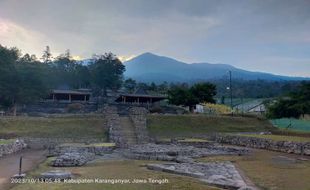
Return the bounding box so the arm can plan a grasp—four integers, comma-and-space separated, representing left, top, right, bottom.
51, 145, 115, 156
52, 152, 95, 167
50, 144, 115, 167
157, 140, 217, 148
212, 134, 310, 156
0, 139, 27, 157
128, 107, 151, 143
21, 137, 105, 149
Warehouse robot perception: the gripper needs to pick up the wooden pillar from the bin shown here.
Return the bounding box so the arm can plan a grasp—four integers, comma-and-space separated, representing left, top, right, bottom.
84, 95, 87, 102
69, 94, 71, 102
138, 97, 140, 104
52, 94, 55, 101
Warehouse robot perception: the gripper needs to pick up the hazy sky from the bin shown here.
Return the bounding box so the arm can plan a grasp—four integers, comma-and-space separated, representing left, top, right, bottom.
0, 0, 309, 77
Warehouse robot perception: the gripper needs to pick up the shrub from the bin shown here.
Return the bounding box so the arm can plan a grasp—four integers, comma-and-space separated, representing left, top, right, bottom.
66, 103, 84, 113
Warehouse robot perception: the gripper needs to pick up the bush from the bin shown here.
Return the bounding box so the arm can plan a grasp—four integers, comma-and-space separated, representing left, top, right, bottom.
66, 103, 84, 113
150, 106, 163, 113
202, 103, 231, 114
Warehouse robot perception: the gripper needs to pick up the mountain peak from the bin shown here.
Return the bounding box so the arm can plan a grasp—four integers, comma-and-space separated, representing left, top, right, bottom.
124, 52, 308, 83
140, 52, 157, 56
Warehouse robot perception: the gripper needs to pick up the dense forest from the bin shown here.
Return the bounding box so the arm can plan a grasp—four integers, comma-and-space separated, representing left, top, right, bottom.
125, 79, 302, 99
0, 45, 124, 113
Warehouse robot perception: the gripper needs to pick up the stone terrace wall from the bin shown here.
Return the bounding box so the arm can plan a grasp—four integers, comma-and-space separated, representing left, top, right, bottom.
103, 106, 129, 148
129, 107, 151, 144
51, 145, 114, 156
21, 137, 105, 149
0, 139, 27, 157
212, 134, 310, 156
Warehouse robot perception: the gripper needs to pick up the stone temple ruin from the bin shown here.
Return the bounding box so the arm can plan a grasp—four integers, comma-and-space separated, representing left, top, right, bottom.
43, 105, 255, 190
147, 162, 246, 189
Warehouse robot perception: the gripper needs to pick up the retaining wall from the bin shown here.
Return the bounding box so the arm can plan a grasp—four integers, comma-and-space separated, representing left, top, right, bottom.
21, 137, 105, 149
212, 134, 310, 156
0, 139, 27, 157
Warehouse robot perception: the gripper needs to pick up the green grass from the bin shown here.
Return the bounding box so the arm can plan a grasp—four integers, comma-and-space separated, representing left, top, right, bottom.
199, 149, 310, 190
0, 116, 107, 139
147, 114, 275, 139
59, 143, 116, 147
0, 139, 15, 145
217, 98, 257, 106
11, 158, 220, 190
238, 134, 310, 142
271, 118, 310, 132
177, 138, 210, 142
157, 138, 210, 143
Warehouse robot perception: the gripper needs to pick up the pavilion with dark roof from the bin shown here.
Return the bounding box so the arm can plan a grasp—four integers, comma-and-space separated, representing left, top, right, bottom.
47, 89, 91, 102
115, 88, 167, 105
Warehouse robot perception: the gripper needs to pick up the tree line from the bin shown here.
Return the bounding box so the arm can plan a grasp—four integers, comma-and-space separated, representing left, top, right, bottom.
124, 78, 303, 99
0, 45, 125, 114
266, 81, 310, 119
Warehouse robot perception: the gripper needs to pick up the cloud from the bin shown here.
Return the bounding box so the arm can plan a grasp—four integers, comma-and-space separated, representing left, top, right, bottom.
0, 0, 309, 76
0, 18, 49, 55
118, 55, 136, 62
250, 56, 310, 77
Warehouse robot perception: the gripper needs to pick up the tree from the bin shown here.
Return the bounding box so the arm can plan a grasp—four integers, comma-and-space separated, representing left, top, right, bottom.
157, 81, 169, 94
89, 52, 125, 95
0, 45, 47, 115
123, 78, 137, 93
168, 82, 217, 111
74, 64, 91, 88
149, 82, 157, 91
190, 83, 216, 104
266, 82, 310, 118
0, 45, 20, 111
41, 46, 52, 64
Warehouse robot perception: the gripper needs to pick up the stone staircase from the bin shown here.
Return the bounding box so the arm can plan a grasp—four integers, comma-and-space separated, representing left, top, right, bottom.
104, 105, 150, 148
119, 116, 138, 146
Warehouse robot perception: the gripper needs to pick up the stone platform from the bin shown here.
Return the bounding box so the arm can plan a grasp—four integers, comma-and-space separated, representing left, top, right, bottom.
125, 143, 249, 161
147, 162, 250, 190
52, 152, 95, 167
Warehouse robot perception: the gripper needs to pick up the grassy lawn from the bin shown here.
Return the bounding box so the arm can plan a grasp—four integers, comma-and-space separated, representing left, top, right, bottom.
238, 134, 310, 142
59, 143, 116, 147
11, 159, 220, 190
0, 139, 15, 145
199, 149, 310, 190
147, 114, 275, 138
271, 118, 310, 132
0, 116, 107, 139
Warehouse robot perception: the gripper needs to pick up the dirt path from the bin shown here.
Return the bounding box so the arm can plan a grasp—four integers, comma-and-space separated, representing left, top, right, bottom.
0, 149, 46, 190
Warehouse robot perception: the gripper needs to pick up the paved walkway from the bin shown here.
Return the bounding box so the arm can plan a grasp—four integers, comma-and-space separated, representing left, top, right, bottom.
0, 149, 46, 190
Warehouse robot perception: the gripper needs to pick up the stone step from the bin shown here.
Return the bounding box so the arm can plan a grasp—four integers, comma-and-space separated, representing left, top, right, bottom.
119, 116, 138, 145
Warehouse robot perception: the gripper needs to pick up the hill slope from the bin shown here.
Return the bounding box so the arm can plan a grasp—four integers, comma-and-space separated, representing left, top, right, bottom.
124, 53, 307, 83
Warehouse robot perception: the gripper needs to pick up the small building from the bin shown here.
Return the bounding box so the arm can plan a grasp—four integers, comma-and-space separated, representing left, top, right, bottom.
47, 89, 91, 102
194, 104, 204, 113
248, 103, 266, 114
115, 88, 166, 105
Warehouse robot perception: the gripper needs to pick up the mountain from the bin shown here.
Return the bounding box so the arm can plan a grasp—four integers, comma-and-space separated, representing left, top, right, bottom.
124, 52, 308, 83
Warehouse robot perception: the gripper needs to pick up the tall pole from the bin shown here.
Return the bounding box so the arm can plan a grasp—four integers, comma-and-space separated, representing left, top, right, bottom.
229, 71, 233, 115
19, 156, 23, 175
